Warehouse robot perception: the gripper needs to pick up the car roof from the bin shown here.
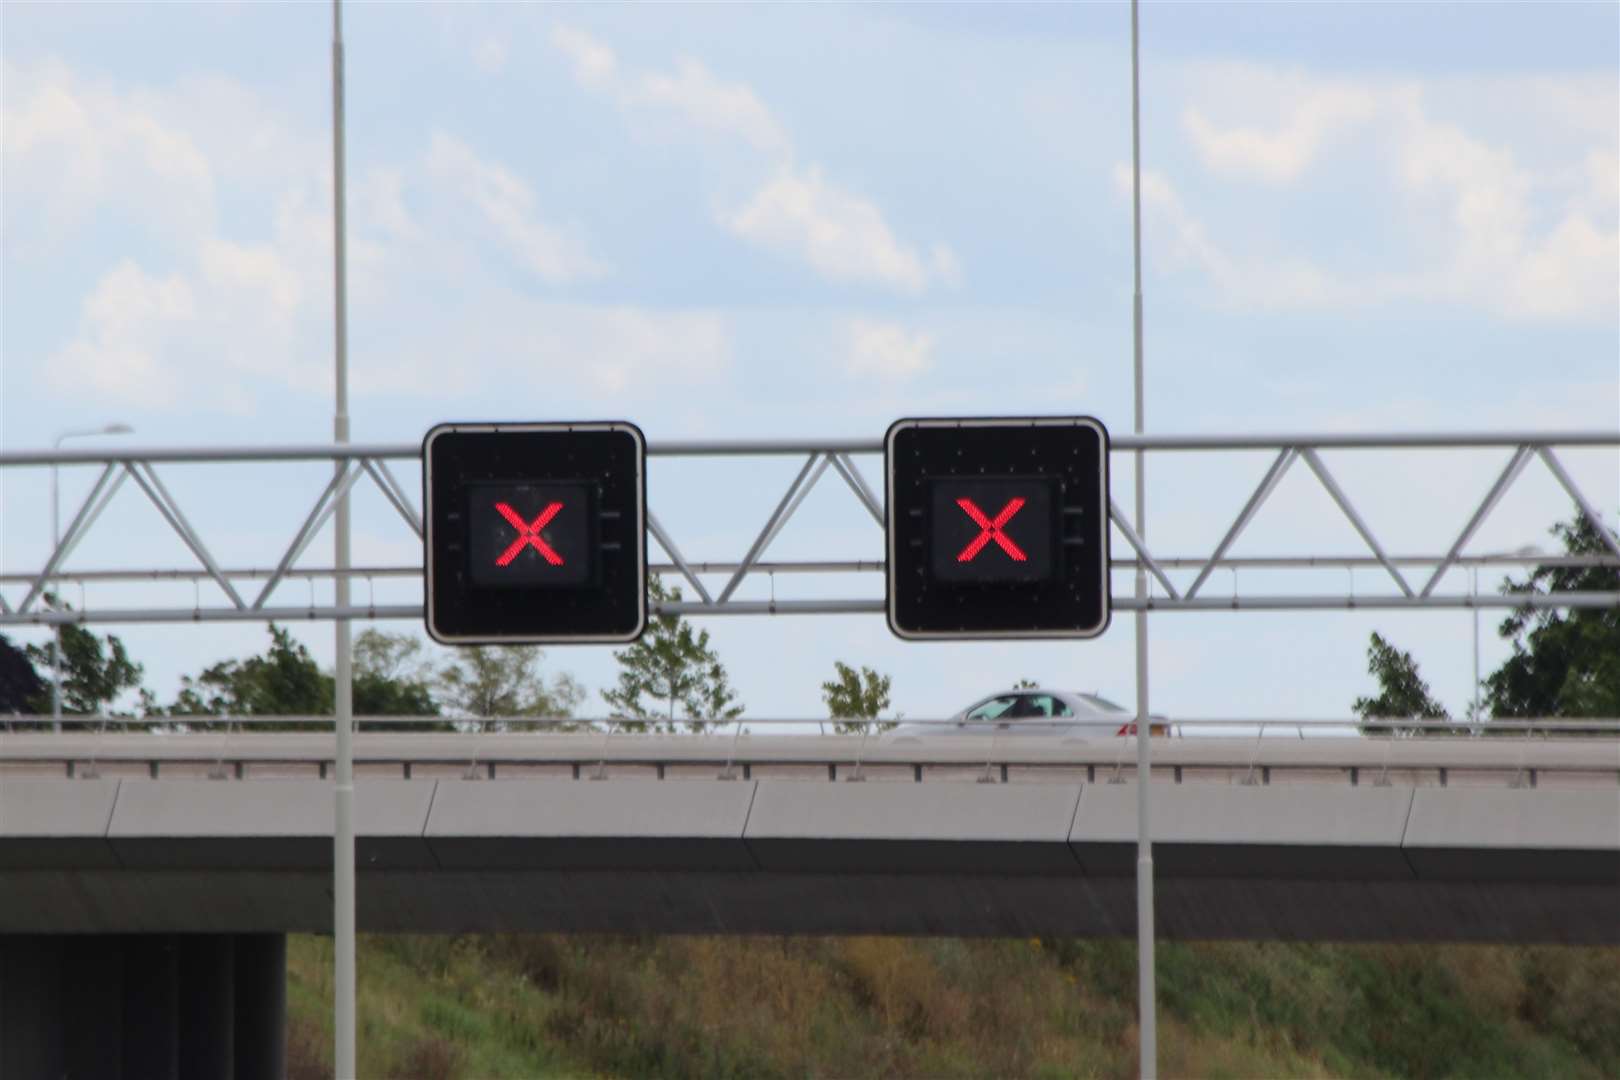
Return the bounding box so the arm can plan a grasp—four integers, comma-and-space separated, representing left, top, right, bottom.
967, 689, 1127, 714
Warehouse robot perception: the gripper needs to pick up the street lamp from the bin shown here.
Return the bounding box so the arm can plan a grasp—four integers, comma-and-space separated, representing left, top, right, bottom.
50, 423, 134, 729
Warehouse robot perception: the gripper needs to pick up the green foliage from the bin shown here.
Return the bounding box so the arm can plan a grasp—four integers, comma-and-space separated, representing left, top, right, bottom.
352, 629, 440, 718
1013, 678, 1040, 689
22, 596, 143, 717
0, 633, 46, 715
1352, 631, 1450, 736
167, 623, 332, 720
284, 934, 585, 1078
821, 660, 894, 734
160, 626, 583, 732
601, 576, 743, 732
349, 628, 449, 732
436, 644, 583, 726
1484, 509, 1620, 719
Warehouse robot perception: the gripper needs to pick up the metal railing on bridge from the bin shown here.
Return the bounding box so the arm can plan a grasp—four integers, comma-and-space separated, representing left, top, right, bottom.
5, 715, 1616, 791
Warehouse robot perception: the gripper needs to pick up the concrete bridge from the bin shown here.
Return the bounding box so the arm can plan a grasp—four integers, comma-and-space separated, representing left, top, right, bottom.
4, 730, 1616, 1075
4, 731, 1615, 942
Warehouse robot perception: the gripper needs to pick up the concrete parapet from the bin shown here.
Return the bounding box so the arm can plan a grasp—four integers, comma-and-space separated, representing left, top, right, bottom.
424, 778, 758, 871
106, 779, 437, 869
743, 780, 1082, 873
1071, 782, 1416, 879
0, 778, 123, 868
1402, 786, 1620, 882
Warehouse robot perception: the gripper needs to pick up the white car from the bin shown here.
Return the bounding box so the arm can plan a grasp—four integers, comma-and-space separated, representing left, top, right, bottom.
889, 688, 1169, 740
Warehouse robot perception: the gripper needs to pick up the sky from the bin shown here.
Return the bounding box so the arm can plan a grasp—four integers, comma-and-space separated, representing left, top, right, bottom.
2, 2, 1616, 724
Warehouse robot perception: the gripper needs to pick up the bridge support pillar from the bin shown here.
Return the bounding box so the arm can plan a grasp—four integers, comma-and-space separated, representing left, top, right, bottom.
0, 932, 286, 1079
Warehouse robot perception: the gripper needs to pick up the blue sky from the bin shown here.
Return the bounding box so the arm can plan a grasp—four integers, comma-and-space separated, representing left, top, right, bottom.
3, 2, 1616, 722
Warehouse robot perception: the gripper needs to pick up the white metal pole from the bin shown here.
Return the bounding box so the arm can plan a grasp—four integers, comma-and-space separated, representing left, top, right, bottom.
1471, 566, 1480, 723
331, 1, 356, 1076
51, 457, 61, 731
1129, 1, 1157, 1076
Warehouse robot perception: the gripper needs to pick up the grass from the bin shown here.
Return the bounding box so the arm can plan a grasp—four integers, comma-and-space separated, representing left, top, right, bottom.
286, 934, 1620, 1078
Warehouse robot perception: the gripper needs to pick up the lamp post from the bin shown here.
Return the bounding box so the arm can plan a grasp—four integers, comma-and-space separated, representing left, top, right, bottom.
50, 423, 134, 730
1128, 2, 1156, 1076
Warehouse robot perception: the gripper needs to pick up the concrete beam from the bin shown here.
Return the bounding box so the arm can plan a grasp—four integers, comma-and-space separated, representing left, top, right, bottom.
0, 778, 121, 868
1402, 787, 1620, 882
106, 779, 437, 869
3, 779, 1617, 941
2, 870, 1615, 942
425, 779, 758, 871
743, 780, 1083, 873
1070, 783, 1416, 878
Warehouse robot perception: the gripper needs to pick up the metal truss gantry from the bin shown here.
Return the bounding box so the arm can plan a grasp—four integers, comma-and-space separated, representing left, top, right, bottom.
1, 431, 1616, 626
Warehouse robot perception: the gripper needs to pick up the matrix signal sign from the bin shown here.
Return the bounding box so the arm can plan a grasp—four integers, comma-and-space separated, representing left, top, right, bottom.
886, 417, 1111, 640
424, 422, 646, 644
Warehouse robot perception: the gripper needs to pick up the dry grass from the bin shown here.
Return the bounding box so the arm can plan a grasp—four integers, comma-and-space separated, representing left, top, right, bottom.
286, 934, 1620, 1079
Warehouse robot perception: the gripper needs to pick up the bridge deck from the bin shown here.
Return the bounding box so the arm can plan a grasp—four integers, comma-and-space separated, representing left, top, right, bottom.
3, 760, 1615, 942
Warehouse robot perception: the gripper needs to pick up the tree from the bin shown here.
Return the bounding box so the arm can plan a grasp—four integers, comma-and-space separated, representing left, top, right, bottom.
353, 629, 441, 724
1352, 632, 1449, 737
1484, 509, 1620, 720
821, 661, 894, 734
436, 645, 583, 728
0, 634, 46, 716
168, 623, 332, 722
163, 627, 465, 731
601, 576, 743, 732
22, 596, 144, 718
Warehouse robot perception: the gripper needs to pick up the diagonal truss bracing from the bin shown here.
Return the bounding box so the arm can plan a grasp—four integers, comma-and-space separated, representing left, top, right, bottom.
1183, 448, 1298, 600
0, 432, 1615, 625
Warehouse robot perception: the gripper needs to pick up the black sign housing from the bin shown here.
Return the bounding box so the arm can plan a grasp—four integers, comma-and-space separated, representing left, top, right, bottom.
886, 417, 1110, 640
424, 422, 646, 644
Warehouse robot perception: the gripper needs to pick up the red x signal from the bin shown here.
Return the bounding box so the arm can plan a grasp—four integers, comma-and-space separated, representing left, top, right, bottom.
955, 497, 1028, 563
494, 501, 566, 567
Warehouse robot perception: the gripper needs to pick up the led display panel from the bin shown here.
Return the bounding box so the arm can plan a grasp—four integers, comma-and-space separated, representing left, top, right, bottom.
466, 483, 593, 588
929, 478, 1055, 584
886, 417, 1110, 640
424, 422, 645, 644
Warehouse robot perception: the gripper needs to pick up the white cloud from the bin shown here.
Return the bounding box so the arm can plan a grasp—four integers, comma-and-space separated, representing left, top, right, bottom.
11, 57, 722, 411
1582, 150, 1620, 217
845, 319, 934, 380
1146, 65, 1618, 321
1389, 91, 1618, 319
6, 62, 333, 411
474, 36, 509, 75
549, 25, 958, 293
551, 27, 785, 152
551, 25, 618, 89
1510, 214, 1620, 319
1184, 74, 1376, 185
1, 59, 215, 254
44, 261, 196, 407
377, 299, 731, 399
635, 57, 789, 154
724, 166, 960, 294
44, 198, 330, 412
1115, 164, 1346, 309
556, 305, 731, 394
357, 168, 422, 246
426, 132, 608, 283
